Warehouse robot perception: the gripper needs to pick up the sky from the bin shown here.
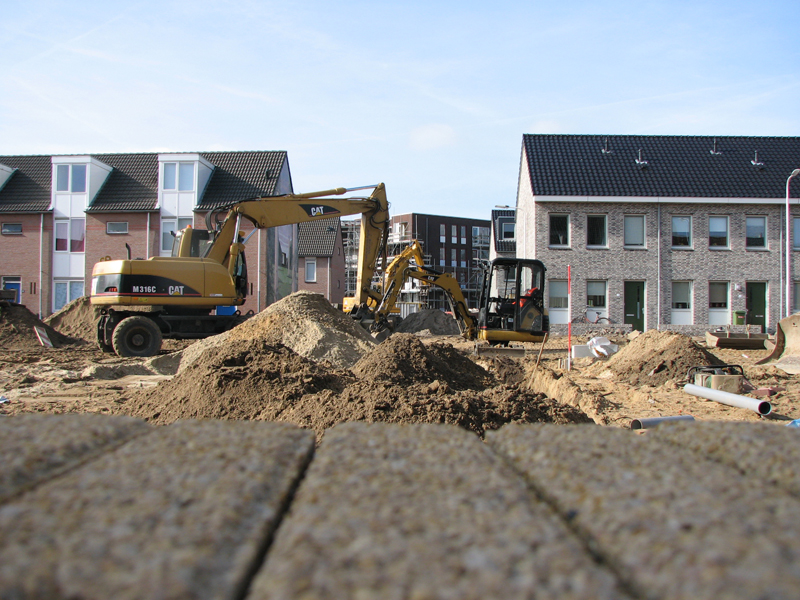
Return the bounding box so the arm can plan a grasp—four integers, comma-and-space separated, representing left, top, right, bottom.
2, 0, 799, 219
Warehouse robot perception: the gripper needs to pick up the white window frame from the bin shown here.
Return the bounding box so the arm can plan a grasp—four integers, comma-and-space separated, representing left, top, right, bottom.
1, 223, 22, 235
745, 216, 767, 249
586, 280, 607, 318
623, 215, 645, 248
55, 164, 87, 193
549, 214, 570, 248
708, 215, 729, 249
162, 162, 196, 192
671, 281, 693, 325
586, 214, 608, 248
106, 222, 129, 235
501, 222, 515, 240
304, 257, 317, 283
53, 279, 85, 312
794, 281, 800, 314
161, 217, 193, 254
671, 215, 692, 248
708, 281, 729, 326
793, 217, 800, 250
54, 220, 69, 253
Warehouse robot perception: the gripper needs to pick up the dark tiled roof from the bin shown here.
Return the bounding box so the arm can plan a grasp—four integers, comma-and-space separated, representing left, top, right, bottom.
522, 135, 800, 198
0, 155, 52, 213
491, 209, 516, 253
87, 153, 159, 212
197, 151, 288, 210
298, 218, 340, 257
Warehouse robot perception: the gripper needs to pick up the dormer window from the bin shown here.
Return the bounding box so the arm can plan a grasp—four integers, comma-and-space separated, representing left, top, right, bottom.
56, 164, 87, 193
163, 162, 195, 191
501, 222, 515, 240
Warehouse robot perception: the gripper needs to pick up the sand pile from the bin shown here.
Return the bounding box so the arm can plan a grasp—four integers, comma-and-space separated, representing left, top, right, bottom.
395, 309, 461, 335
123, 333, 590, 438
43, 296, 100, 341
0, 302, 77, 350
603, 329, 723, 386
170, 291, 375, 374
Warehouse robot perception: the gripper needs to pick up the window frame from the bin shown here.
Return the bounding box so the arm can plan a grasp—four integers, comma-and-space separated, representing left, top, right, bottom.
793, 217, 800, 250
304, 257, 317, 283
106, 221, 129, 235
586, 280, 607, 309
708, 281, 729, 309
586, 214, 608, 248
162, 162, 195, 192
623, 214, 645, 248
501, 222, 515, 240
55, 220, 69, 252
745, 216, 767, 249
55, 164, 87, 193
794, 281, 800, 314
671, 215, 692, 249
708, 215, 729, 249
160, 217, 193, 254
1, 223, 22, 235
548, 280, 569, 309
549, 214, 570, 248
671, 281, 692, 310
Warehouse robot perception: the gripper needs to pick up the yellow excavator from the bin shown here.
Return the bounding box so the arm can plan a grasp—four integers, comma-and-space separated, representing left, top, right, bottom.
91, 184, 390, 356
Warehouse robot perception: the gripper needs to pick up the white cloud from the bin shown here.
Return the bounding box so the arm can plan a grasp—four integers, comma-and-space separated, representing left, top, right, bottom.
408, 124, 457, 151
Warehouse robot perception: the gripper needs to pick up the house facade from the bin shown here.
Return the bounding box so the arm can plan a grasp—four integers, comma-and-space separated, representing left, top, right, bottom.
297, 217, 346, 306
0, 151, 297, 317
516, 135, 800, 332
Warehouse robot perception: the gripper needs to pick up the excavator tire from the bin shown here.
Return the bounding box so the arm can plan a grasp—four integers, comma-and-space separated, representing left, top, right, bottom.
112, 316, 163, 357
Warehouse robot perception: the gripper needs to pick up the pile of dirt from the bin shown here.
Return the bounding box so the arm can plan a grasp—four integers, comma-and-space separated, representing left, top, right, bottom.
395, 309, 461, 335
603, 329, 723, 386
172, 291, 375, 373
43, 296, 100, 341
0, 302, 77, 350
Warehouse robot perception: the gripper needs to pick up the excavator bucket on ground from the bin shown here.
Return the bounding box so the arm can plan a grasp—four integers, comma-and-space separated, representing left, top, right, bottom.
756, 313, 800, 374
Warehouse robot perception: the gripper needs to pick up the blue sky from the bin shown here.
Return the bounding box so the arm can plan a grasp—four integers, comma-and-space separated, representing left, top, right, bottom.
2, 0, 799, 218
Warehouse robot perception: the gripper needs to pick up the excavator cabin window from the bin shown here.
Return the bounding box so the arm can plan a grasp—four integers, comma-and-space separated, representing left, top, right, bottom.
480, 260, 546, 333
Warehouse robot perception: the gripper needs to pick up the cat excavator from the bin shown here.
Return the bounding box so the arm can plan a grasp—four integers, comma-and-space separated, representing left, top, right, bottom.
91, 184, 390, 357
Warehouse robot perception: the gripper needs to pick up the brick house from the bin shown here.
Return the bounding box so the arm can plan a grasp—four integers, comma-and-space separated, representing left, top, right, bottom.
516, 135, 800, 332
0, 151, 297, 317
297, 217, 346, 306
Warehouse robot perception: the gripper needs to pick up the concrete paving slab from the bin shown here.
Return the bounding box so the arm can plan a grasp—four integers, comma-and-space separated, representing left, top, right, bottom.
488, 423, 800, 600
0, 419, 314, 600
650, 420, 800, 498
250, 422, 629, 600
0, 413, 150, 503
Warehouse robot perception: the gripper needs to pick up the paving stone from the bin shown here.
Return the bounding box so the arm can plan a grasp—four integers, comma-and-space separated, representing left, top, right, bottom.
0, 413, 150, 503
651, 420, 800, 497
250, 422, 629, 600
0, 419, 314, 600
488, 423, 800, 600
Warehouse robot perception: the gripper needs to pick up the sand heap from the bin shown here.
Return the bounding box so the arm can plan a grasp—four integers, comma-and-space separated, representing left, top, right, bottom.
395, 309, 461, 335
123, 332, 591, 438
603, 329, 723, 386
0, 302, 76, 350
170, 291, 375, 373
43, 296, 100, 342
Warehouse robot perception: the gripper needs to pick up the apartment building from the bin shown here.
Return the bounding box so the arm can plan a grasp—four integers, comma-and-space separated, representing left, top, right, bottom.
0, 151, 297, 317
515, 135, 800, 332
297, 217, 346, 306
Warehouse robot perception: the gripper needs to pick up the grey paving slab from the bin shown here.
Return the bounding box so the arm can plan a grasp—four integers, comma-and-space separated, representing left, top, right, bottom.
0, 413, 150, 503
650, 420, 800, 497
250, 422, 629, 600
0, 419, 314, 600
488, 423, 800, 600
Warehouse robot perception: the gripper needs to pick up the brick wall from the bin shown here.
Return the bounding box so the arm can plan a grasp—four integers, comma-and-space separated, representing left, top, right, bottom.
0, 213, 49, 316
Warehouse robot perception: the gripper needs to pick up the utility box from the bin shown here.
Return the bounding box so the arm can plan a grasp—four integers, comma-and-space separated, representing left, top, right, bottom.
733, 310, 746, 325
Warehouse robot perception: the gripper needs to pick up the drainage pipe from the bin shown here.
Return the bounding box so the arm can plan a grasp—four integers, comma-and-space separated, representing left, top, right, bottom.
630, 415, 695, 430
684, 383, 772, 416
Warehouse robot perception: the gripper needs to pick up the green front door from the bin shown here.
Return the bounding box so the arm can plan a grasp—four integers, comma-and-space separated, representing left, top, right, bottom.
624, 281, 645, 331
746, 282, 767, 327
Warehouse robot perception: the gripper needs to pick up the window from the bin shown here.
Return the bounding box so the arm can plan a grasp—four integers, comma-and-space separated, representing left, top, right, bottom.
106, 222, 129, 235
460, 225, 466, 244
501, 222, 515, 240
439, 223, 445, 243
55, 164, 86, 193
451, 225, 457, 244
55, 221, 68, 251
451, 248, 456, 267
794, 218, 800, 250
587, 281, 606, 308
794, 282, 800, 313
1, 223, 22, 235
623, 215, 645, 247
161, 218, 193, 253
460, 248, 466, 268
672, 216, 692, 247
304, 258, 317, 282
549, 280, 568, 309
746, 217, 766, 248
53, 280, 85, 312
709, 282, 728, 308
549, 214, 569, 246
709, 216, 729, 248
162, 162, 195, 191
672, 281, 692, 309
587, 215, 607, 247
439, 247, 445, 266
70, 219, 85, 252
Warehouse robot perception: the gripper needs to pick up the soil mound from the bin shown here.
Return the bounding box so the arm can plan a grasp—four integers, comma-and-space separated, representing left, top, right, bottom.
0, 302, 77, 350
351, 333, 492, 390
605, 329, 723, 386
395, 309, 461, 335
43, 296, 100, 341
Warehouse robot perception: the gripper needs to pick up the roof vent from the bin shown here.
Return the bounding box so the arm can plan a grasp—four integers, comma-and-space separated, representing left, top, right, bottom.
710, 138, 722, 155
751, 151, 764, 169
601, 138, 613, 154
635, 149, 648, 168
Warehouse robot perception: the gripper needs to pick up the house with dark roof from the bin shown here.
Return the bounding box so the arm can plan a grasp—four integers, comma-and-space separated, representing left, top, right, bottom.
516, 134, 800, 332
0, 151, 296, 317
297, 217, 345, 306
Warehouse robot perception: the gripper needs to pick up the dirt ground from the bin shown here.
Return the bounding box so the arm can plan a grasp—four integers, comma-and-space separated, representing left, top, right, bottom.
2, 297, 799, 433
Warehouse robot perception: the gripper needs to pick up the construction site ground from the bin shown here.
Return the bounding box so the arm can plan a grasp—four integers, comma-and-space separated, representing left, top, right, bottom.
2, 295, 800, 598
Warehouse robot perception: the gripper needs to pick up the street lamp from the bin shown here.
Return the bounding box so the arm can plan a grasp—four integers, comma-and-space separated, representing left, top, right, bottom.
786, 168, 800, 318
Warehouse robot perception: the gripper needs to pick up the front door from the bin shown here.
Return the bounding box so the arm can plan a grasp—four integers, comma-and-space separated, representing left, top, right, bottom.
746, 282, 767, 328
624, 281, 645, 331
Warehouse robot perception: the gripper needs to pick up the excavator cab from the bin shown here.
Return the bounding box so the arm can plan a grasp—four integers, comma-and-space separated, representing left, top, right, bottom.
171, 227, 214, 258
478, 258, 548, 344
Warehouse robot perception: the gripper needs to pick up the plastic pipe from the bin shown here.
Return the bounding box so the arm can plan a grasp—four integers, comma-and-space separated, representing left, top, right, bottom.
630, 415, 695, 430
684, 383, 772, 416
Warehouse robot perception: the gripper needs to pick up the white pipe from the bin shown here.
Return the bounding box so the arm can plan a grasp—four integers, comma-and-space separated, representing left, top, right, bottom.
630, 415, 695, 430
684, 383, 772, 416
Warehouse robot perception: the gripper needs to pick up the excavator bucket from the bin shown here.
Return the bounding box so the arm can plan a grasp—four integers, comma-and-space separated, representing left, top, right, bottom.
756, 313, 800, 374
